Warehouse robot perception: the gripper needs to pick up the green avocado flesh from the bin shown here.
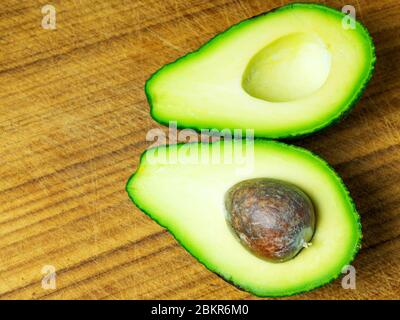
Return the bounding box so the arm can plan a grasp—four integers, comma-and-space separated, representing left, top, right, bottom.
146, 3, 375, 138
126, 140, 361, 296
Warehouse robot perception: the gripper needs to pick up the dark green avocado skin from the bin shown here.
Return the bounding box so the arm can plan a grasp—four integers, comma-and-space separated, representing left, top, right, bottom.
144, 3, 376, 139
125, 140, 362, 297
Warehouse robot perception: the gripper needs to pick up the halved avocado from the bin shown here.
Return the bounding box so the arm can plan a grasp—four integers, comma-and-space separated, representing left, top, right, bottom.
126, 140, 361, 297
146, 3, 375, 138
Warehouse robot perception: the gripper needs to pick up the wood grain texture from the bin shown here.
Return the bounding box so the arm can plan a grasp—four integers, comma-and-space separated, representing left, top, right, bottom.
0, 0, 399, 300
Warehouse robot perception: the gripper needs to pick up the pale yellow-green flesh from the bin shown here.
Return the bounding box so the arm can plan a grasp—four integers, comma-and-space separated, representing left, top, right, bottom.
148, 4, 374, 137
127, 141, 361, 296
242, 32, 332, 102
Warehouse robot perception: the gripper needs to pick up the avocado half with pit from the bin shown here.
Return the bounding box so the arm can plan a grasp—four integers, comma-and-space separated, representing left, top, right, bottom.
126, 140, 361, 297
146, 3, 375, 138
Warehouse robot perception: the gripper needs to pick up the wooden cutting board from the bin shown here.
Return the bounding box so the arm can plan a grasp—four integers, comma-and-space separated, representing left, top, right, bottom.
0, 0, 398, 300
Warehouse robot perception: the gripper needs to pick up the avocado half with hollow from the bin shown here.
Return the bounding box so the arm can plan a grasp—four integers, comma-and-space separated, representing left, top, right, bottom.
146, 3, 375, 138
126, 140, 361, 297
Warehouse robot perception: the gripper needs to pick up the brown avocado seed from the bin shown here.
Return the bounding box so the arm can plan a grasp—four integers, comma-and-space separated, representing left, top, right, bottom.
225, 178, 315, 262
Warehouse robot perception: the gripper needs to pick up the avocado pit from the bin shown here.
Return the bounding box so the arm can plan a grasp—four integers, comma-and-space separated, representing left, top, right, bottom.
225, 178, 315, 262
